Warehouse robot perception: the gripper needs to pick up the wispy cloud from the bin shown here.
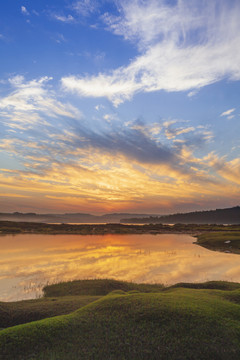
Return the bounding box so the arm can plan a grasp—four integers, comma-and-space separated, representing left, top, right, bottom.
62, 0, 240, 105
72, 0, 98, 17
32, 10, 39, 16
21, 6, 30, 16
204, 153, 240, 185
0, 76, 81, 129
52, 1, 97, 24
0, 193, 30, 198
95, 104, 105, 111
53, 14, 75, 23
220, 108, 235, 117
164, 126, 195, 140
54, 33, 67, 44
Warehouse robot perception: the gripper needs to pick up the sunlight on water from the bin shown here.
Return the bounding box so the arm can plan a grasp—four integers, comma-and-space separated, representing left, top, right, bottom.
0, 233, 240, 301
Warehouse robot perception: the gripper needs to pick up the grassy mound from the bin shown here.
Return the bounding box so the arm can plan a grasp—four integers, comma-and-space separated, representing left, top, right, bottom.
1, 285, 240, 359
0, 295, 100, 328
168, 280, 240, 291
43, 279, 164, 297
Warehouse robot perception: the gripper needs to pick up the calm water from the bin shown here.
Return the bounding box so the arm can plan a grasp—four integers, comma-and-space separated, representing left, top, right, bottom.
0, 233, 240, 301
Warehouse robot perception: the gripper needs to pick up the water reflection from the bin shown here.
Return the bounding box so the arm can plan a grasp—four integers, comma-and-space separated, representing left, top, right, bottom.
0, 233, 240, 301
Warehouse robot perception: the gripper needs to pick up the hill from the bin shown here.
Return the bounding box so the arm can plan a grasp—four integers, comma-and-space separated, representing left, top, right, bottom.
1, 206, 239, 224
121, 206, 240, 224
0, 212, 154, 223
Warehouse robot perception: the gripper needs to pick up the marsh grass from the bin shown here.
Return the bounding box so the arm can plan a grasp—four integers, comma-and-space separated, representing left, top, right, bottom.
43, 278, 164, 297
1, 221, 240, 235
196, 231, 240, 253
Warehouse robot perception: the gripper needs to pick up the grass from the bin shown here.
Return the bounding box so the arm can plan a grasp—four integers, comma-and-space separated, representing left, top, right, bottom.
196, 231, 240, 253
43, 279, 164, 297
0, 295, 100, 328
1, 280, 240, 359
167, 280, 240, 291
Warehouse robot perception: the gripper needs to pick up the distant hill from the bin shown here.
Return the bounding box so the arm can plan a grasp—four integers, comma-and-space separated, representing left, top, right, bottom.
0, 212, 154, 223
120, 206, 240, 224
1, 206, 239, 224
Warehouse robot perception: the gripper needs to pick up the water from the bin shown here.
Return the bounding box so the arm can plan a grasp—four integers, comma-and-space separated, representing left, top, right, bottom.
0, 233, 240, 301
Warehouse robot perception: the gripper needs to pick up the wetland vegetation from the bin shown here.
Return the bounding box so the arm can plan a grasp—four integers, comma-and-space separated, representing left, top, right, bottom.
195, 231, 240, 253
0, 220, 239, 235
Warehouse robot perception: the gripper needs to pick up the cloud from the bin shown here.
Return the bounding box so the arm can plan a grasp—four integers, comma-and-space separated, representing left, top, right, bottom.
62, 0, 240, 105
0, 76, 81, 129
78, 126, 176, 166
220, 108, 235, 117
95, 104, 105, 111
32, 10, 39, 16
0, 71, 239, 213
164, 126, 195, 140
0, 79, 216, 186
53, 14, 75, 23
0, 111, 239, 213
54, 33, 67, 44
72, 0, 98, 17
21, 6, 29, 16
0, 98, 214, 182
205, 153, 240, 185
0, 193, 30, 198
103, 113, 118, 122
187, 90, 198, 97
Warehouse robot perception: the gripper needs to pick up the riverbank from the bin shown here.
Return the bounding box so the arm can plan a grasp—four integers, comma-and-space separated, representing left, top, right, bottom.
0, 220, 239, 235
195, 231, 240, 254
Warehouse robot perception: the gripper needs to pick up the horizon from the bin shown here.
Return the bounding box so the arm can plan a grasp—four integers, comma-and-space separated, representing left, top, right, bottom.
1, 204, 239, 217
0, 0, 240, 213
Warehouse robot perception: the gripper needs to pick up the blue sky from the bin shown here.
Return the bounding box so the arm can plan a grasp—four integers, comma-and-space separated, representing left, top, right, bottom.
0, 0, 239, 214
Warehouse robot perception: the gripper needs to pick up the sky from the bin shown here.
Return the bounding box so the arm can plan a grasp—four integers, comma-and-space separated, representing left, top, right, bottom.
0, 0, 239, 215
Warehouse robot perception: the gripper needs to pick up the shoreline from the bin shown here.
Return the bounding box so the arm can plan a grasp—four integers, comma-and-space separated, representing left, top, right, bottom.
0, 220, 239, 235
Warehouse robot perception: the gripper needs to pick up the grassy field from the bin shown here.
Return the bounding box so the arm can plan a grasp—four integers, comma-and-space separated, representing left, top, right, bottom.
196, 231, 240, 253
1, 279, 240, 359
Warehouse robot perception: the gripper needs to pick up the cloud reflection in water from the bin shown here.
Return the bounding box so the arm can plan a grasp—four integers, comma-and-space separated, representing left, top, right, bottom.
0, 233, 240, 301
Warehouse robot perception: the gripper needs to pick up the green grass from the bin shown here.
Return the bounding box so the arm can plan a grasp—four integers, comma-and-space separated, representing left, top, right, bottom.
43, 279, 164, 297
196, 231, 240, 253
2, 280, 240, 359
167, 280, 240, 291
0, 295, 100, 328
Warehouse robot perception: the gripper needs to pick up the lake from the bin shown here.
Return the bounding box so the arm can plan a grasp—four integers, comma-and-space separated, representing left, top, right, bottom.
1, 233, 240, 301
